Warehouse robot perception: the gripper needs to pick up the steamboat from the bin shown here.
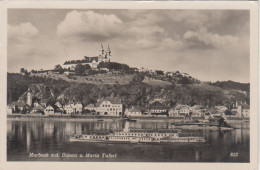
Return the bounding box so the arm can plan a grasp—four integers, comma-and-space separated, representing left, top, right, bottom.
70, 122, 206, 143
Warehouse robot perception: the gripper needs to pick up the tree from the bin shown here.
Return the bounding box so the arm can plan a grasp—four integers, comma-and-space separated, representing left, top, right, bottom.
131, 73, 145, 83
20, 68, 25, 74
224, 109, 232, 115
47, 97, 56, 106
97, 62, 108, 69
75, 64, 86, 76
54, 64, 63, 70
20, 68, 28, 75
85, 64, 91, 70
218, 117, 225, 127
54, 64, 64, 74
155, 70, 164, 75
178, 77, 192, 85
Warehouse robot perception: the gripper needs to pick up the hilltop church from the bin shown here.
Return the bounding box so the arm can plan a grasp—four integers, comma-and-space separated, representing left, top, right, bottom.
63, 44, 111, 70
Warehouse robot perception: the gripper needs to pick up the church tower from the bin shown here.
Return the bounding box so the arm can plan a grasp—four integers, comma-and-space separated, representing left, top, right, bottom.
98, 43, 111, 63
27, 87, 32, 106
105, 45, 111, 62
98, 43, 105, 63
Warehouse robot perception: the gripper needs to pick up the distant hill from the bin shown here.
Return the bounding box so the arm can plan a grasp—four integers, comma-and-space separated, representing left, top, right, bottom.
7, 73, 250, 108
210, 81, 249, 93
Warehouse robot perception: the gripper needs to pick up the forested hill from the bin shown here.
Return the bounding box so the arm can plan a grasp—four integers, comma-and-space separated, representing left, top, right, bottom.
210, 81, 250, 93
7, 73, 250, 109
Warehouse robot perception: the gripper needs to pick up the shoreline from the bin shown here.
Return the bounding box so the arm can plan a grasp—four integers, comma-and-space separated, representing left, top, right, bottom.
7, 114, 249, 122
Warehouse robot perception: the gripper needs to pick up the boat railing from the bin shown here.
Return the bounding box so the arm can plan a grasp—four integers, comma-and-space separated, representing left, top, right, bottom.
128, 129, 181, 133
82, 130, 110, 135
178, 133, 203, 137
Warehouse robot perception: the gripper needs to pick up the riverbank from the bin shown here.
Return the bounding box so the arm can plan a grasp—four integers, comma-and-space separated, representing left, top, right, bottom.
7, 114, 249, 122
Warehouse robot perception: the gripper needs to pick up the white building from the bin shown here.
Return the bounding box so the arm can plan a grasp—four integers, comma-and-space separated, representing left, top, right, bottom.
190, 105, 207, 117
125, 107, 142, 117
95, 98, 123, 117
44, 105, 54, 116
75, 102, 83, 114
64, 103, 75, 115
169, 104, 190, 116
63, 44, 111, 70
215, 106, 228, 113
84, 104, 96, 111
232, 101, 250, 118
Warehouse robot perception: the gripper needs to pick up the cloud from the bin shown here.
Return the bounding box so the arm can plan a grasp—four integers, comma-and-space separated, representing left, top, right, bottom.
183, 29, 239, 49
8, 22, 40, 57
8, 22, 39, 43
7, 9, 249, 82
57, 10, 123, 41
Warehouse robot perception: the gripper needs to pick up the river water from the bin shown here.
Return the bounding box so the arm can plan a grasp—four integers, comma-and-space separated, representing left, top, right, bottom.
7, 119, 249, 162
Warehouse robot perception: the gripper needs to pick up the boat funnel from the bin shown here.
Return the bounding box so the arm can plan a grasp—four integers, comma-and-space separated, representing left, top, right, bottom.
123, 121, 130, 132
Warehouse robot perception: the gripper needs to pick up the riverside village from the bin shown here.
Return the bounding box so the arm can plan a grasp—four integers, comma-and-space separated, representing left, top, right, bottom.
6, 9, 251, 162
8, 44, 250, 122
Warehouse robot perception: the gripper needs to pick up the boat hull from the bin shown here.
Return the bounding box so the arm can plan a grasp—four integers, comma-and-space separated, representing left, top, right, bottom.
69, 137, 206, 143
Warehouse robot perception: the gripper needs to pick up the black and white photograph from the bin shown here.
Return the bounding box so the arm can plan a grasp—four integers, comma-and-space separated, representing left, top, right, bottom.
2, 2, 258, 167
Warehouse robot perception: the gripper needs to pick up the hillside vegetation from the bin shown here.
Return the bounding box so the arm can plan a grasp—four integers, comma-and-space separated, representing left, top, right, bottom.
35, 72, 133, 85
8, 73, 250, 109
211, 81, 249, 93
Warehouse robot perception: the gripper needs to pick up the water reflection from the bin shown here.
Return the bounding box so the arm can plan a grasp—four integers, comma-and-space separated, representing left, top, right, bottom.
7, 120, 249, 162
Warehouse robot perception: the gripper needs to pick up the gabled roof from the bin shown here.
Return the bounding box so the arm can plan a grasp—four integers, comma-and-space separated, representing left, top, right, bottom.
85, 104, 95, 108
32, 104, 44, 110
52, 104, 63, 112
128, 107, 141, 113
45, 105, 54, 109
96, 98, 122, 106
174, 104, 190, 110
150, 101, 164, 107
55, 101, 62, 107
55, 101, 61, 105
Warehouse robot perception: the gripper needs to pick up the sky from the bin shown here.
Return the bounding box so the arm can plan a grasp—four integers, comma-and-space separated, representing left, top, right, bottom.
8, 9, 250, 83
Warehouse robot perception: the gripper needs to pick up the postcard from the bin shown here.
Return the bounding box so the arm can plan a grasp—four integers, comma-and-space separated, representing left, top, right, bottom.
0, 1, 258, 170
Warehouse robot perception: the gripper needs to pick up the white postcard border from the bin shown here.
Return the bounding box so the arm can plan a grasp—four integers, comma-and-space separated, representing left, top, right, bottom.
0, 1, 258, 170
